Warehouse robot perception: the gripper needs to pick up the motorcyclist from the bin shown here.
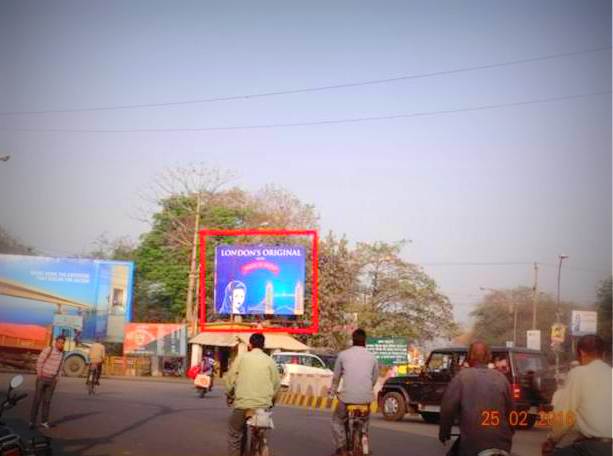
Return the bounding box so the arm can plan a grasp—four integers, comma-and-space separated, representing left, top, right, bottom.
201, 351, 216, 388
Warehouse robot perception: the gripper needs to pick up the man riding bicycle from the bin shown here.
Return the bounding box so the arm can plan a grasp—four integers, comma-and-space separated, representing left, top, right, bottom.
88, 337, 106, 386
224, 333, 281, 456
329, 328, 378, 456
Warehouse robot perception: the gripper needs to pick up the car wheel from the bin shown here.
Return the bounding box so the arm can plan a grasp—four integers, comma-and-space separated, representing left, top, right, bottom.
420, 412, 440, 424
382, 392, 406, 421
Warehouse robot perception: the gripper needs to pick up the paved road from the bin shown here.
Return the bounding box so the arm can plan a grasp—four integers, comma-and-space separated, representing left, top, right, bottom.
0, 373, 547, 456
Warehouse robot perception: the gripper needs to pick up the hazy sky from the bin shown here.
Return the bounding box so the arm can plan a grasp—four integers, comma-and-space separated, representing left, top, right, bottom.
0, 1, 610, 324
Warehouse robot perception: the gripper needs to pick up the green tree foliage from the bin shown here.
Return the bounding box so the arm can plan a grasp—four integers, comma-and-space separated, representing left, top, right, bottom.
309, 233, 356, 350
134, 193, 251, 322
352, 241, 457, 341
596, 277, 612, 353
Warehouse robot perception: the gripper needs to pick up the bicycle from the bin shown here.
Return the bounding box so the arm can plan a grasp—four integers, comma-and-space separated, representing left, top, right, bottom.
243, 408, 273, 456
344, 403, 371, 456
85, 364, 100, 395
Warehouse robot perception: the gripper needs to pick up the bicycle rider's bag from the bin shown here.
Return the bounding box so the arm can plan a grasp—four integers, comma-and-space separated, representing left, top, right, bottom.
247, 409, 274, 429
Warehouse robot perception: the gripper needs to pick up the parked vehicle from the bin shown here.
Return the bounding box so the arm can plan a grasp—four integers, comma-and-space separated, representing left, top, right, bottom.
0, 375, 52, 455
271, 352, 333, 388
378, 346, 556, 428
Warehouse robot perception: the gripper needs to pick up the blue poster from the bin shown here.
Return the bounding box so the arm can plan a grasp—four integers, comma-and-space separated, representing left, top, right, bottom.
214, 245, 306, 316
0, 254, 134, 343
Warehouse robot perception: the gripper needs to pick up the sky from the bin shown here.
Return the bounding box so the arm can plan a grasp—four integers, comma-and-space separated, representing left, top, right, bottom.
0, 0, 611, 325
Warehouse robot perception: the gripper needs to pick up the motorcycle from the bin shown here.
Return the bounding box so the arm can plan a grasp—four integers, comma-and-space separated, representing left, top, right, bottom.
194, 372, 212, 398
0, 375, 52, 456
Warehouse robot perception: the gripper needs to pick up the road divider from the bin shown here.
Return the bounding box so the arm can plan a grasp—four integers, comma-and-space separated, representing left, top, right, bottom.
276, 372, 384, 414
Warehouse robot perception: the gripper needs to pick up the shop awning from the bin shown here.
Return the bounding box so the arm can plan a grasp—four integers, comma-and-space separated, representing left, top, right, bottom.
189, 332, 241, 347
189, 332, 310, 352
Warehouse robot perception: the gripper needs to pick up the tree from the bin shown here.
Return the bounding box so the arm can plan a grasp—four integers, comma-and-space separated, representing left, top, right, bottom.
308, 233, 356, 351
131, 171, 320, 324
352, 241, 457, 341
88, 233, 136, 261
0, 226, 33, 255
596, 277, 612, 355
471, 287, 574, 359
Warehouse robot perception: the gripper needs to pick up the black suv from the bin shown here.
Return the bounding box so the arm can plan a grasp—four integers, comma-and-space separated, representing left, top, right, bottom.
378, 346, 556, 428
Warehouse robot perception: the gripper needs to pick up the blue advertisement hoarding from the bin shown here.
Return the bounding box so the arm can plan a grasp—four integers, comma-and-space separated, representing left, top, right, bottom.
214, 245, 305, 315
0, 254, 134, 343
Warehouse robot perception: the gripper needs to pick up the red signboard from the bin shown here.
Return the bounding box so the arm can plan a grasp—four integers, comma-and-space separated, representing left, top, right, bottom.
124, 323, 186, 356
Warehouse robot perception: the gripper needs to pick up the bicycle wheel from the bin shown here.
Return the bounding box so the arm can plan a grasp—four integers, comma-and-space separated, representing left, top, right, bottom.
259, 432, 270, 456
243, 426, 254, 456
351, 422, 363, 456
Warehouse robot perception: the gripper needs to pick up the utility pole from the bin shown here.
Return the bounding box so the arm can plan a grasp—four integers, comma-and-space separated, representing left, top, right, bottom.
532, 262, 539, 329
185, 193, 202, 334
555, 254, 569, 382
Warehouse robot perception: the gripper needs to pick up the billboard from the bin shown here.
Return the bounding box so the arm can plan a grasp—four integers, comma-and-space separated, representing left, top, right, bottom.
124, 323, 186, 357
214, 244, 306, 316
571, 310, 598, 336
0, 254, 134, 343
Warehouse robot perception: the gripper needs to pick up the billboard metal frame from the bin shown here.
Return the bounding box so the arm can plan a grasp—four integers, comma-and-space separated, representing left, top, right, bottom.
198, 229, 319, 334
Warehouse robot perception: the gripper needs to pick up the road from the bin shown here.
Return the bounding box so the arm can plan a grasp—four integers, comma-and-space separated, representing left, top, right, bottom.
0, 373, 547, 456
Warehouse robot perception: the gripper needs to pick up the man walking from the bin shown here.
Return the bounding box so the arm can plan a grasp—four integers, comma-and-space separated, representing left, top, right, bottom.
542, 334, 612, 456
329, 328, 379, 456
224, 333, 280, 456
30, 335, 65, 429
439, 340, 514, 456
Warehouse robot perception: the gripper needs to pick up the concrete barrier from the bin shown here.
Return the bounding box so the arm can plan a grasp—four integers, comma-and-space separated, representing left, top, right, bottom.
278, 373, 387, 414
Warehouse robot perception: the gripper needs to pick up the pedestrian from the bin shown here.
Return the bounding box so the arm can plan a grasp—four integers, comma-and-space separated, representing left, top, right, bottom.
541, 334, 612, 456
439, 340, 514, 456
329, 328, 379, 456
224, 333, 280, 456
30, 335, 65, 429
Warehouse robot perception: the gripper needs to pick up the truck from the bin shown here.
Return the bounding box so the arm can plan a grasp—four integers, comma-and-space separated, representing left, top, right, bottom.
0, 254, 134, 377
378, 346, 556, 429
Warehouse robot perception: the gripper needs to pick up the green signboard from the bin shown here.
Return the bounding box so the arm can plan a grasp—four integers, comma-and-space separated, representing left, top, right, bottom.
366, 337, 408, 366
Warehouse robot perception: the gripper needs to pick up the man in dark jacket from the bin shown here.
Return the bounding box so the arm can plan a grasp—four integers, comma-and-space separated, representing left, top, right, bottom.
439, 341, 514, 456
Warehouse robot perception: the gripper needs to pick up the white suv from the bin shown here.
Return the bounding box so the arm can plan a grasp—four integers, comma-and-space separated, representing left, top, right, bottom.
272, 352, 333, 388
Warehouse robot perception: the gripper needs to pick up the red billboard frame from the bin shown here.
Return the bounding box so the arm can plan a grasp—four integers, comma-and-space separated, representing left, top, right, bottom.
198, 229, 319, 334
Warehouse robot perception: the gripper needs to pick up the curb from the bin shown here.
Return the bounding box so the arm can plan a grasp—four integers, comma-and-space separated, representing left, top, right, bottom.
277, 391, 379, 414
1, 369, 191, 385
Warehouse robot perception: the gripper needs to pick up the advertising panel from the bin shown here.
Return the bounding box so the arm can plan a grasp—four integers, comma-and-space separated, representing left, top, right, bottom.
0, 254, 134, 343
123, 323, 187, 357
213, 245, 306, 316
570, 310, 598, 336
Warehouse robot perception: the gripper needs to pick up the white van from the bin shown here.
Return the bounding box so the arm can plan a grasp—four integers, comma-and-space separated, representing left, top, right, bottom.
272, 352, 333, 388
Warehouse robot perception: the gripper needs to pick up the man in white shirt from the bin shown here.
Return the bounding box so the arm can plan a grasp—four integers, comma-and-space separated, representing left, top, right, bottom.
542, 335, 612, 456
